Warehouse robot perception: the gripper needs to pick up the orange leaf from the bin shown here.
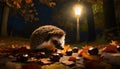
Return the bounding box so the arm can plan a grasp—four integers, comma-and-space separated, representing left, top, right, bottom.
64, 45, 70, 52
103, 45, 117, 53
16, 3, 21, 9
25, 0, 32, 4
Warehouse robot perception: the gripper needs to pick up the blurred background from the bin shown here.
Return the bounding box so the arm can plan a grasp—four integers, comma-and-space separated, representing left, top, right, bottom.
0, 0, 120, 43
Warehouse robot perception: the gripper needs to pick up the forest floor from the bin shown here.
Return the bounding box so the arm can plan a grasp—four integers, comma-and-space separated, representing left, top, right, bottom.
0, 36, 109, 49
0, 36, 120, 69
0, 36, 30, 48
0, 36, 108, 48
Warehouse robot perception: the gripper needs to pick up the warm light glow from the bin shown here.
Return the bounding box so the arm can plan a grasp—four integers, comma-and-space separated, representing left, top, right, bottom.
74, 7, 81, 15
73, 5, 82, 17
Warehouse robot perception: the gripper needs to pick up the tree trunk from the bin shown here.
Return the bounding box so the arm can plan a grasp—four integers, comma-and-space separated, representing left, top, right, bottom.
103, 0, 116, 29
103, 0, 117, 41
85, 3, 96, 42
115, 0, 120, 35
1, 5, 9, 36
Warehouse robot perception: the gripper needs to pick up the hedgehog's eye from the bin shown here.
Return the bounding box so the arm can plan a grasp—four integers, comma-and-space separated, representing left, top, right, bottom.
51, 40, 63, 50
52, 40, 58, 44
52, 40, 61, 46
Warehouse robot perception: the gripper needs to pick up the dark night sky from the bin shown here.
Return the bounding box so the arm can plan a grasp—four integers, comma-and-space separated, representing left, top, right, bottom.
5, 1, 55, 38
8, 3, 53, 30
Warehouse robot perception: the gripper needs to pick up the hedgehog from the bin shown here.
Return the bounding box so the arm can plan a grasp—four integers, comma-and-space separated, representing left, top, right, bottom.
30, 25, 66, 53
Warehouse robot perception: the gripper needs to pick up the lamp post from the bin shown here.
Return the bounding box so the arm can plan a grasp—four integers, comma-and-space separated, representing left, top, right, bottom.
73, 5, 82, 42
